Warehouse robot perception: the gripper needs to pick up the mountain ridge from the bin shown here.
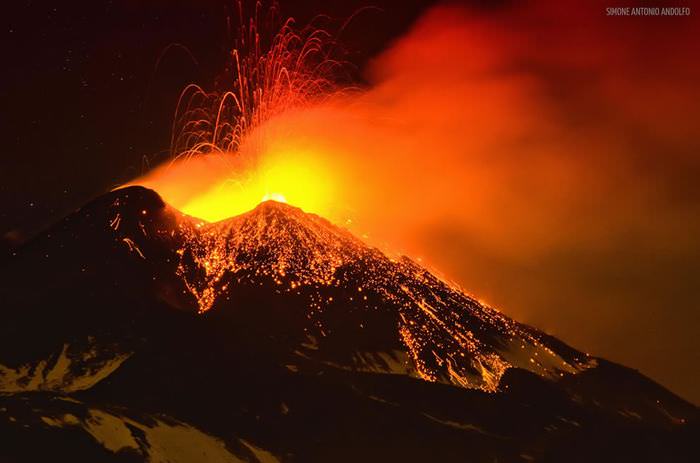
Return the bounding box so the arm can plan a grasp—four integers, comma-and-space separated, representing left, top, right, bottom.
0, 185, 697, 462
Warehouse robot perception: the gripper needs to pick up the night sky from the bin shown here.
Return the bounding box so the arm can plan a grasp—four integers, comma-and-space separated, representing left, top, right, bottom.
2, 0, 699, 403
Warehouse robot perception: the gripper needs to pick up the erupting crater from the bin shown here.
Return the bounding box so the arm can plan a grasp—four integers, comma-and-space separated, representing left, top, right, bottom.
1, 185, 695, 463
107, 186, 594, 392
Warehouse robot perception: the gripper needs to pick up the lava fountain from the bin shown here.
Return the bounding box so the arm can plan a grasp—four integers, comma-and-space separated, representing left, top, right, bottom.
132, 1, 346, 222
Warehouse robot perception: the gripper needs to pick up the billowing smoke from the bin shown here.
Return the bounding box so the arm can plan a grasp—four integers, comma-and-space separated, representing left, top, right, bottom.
136, 1, 700, 401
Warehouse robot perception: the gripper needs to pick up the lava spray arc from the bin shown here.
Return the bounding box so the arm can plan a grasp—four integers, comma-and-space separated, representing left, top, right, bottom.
135, 1, 348, 222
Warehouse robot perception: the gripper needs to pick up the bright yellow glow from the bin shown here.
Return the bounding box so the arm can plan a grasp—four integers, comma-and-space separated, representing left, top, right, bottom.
261, 192, 287, 203
184, 152, 333, 221
137, 147, 336, 223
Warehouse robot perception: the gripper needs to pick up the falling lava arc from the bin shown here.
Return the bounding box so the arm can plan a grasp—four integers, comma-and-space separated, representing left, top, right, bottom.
132, 1, 348, 225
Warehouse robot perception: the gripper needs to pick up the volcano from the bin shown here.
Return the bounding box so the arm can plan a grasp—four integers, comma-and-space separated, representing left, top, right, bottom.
0, 186, 697, 462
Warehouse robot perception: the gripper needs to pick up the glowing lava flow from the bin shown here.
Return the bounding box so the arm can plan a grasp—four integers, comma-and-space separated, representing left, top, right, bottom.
162, 198, 592, 393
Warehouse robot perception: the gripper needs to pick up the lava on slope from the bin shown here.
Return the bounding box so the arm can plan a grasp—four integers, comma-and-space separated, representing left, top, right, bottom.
0, 186, 588, 393
167, 194, 592, 392
1, 186, 697, 462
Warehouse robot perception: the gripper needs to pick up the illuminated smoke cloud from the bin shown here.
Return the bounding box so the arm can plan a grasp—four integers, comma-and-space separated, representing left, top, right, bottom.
132, 0, 700, 400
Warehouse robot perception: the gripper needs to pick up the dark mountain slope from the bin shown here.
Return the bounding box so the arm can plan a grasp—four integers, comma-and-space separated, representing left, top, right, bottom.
0, 186, 696, 462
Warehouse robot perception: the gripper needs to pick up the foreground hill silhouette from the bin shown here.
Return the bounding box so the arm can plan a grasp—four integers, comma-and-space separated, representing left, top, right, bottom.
0, 186, 697, 462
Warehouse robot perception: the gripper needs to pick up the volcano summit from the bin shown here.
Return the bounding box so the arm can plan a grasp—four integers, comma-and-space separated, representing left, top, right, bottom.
0, 187, 697, 462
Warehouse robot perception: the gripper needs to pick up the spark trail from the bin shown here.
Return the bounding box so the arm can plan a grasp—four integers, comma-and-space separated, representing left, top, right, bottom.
134, 1, 347, 222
